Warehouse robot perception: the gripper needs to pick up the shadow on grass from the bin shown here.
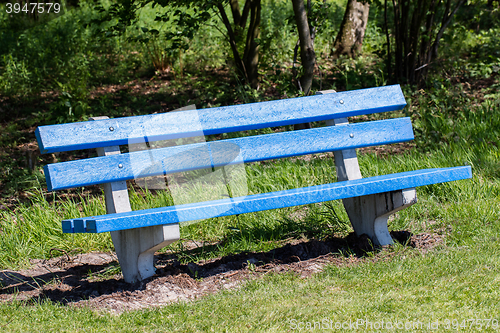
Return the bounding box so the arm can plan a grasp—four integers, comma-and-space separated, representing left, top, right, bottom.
0, 231, 419, 307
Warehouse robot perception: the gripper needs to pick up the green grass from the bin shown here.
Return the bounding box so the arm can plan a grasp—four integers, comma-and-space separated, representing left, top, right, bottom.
1, 243, 500, 332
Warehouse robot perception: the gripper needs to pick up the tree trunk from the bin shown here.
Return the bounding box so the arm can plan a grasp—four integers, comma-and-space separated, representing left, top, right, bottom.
388, 0, 465, 86
384, 0, 392, 83
292, 0, 316, 95
229, 0, 242, 25
217, 0, 260, 89
332, 0, 370, 59
243, 0, 261, 89
217, 3, 248, 82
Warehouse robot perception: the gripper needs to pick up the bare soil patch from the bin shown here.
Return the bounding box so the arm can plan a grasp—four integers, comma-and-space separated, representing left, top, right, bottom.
0, 231, 442, 314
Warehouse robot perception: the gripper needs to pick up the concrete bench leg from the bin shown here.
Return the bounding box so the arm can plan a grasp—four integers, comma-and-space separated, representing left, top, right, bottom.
99, 152, 180, 283
317, 91, 418, 246
98, 150, 181, 283
111, 224, 180, 282
97, 146, 181, 283
328, 119, 417, 246
91, 117, 180, 283
342, 189, 417, 246
329, 120, 417, 245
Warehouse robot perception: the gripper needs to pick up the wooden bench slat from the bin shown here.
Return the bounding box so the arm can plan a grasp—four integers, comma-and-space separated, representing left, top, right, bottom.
61, 166, 472, 233
45, 117, 414, 191
36, 85, 406, 154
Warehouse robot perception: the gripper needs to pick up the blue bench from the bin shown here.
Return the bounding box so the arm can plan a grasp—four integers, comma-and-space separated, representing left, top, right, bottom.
36, 85, 472, 283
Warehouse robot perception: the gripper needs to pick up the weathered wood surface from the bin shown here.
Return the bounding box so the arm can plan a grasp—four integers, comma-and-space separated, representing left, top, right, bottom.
36, 85, 406, 153
45, 117, 414, 191
62, 166, 472, 233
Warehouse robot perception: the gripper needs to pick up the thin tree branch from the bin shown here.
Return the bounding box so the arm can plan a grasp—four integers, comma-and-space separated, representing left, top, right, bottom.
384, 0, 392, 82
229, 0, 242, 25
431, 0, 465, 59
216, 2, 248, 81
240, 0, 251, 28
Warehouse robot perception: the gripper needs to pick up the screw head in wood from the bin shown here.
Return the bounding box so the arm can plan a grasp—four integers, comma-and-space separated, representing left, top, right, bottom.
118, 164, 123, 168
340, 100, 344, 104
349, 133, 354, 138
109, 127, 114, 131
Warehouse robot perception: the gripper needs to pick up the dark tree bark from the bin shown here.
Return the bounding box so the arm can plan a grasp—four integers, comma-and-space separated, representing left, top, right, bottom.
217, 0, 261, 89
332, 0, 370, 59
229, 0, 242, 24
291, 0, 317, 130
243, 0, 261, 89
487, 0, 500, 7
384, 0, 392, 82
388, 0, 465, 86
218, 3, 248, 82
292, 0, 316, 95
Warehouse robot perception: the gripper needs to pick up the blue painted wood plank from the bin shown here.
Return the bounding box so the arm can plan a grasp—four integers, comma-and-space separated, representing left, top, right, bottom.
73, 219, 86, 233
44, 117, 414, 191
36, 85, 407, 154
62, 220, 74, 233
62, 166, 472, 233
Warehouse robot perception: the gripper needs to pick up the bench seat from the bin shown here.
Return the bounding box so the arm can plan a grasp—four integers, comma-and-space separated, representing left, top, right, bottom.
63, 166, 471, 233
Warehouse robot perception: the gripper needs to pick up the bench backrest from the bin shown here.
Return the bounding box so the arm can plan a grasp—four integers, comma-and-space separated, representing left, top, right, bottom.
36, 85, 410, 192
